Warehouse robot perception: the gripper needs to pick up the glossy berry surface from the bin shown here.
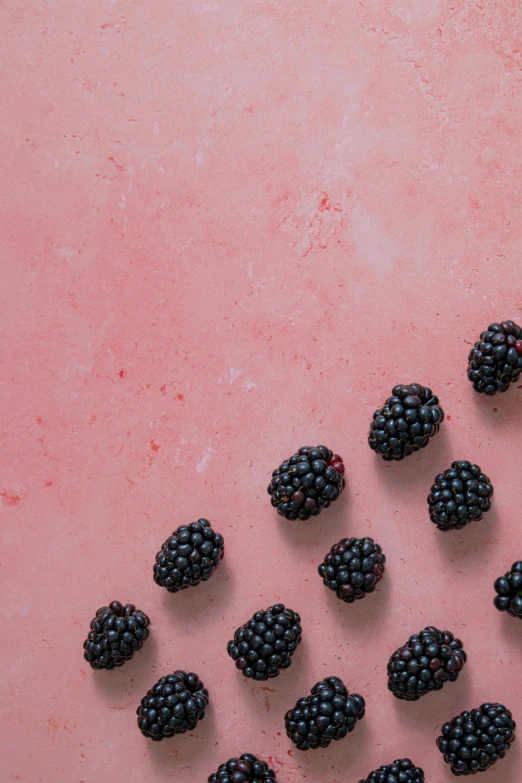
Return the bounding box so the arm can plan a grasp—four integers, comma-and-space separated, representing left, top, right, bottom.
318, 536, 385, 603
494, 560, 522, 618
284, 676, 365, 751
83, 601, 150, 670
467, 320, 522, 395
153, 518, 225, 593
358, 758, 424, 783
387, 626, 467, 701
267, 445, 345, 520
208, 753, 277, 783
437, 703, 516, 775
368, 383, 444, 461
227, 604, 302, 680
137, 671, 208, 741
428, 461, 493, 532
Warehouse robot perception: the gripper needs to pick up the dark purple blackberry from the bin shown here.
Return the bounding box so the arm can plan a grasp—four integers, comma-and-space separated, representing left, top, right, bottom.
467, 320, 522, 395
494, 561, 522, 619
267, 445, 345, 520
387, 626, 467, 701
358, 758, 424, 783
227, 603, 302, 681
318, 536, 385, 603
153, 518, 224, 593
137, 670, 208, 741
208, 753, 276, 783
285, 676, 365, 751
437, 703, 516, 775
368, 383, 444, 461
83, 601, 150, 670
428, 461, 493, 532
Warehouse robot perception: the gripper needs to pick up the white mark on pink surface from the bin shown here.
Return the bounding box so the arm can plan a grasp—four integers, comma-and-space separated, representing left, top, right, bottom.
350, 203, 398, 277
277, 189, 344, 257
196, 444, 213, 473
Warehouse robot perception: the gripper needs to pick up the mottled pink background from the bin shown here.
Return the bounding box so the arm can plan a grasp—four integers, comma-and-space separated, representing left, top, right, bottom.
2, 2, 522, 782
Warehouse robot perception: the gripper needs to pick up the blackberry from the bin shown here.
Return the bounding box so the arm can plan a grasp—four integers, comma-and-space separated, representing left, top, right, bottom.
318, 536, 386, 603
227, 603, 302, 680
83, 601, 150, 670
437, 703, 516, 775
467, 320, 522, 395
387, 626, 467, 701
358, 759, 424, 783
284, 676, 365, 751
494, 560, 522, 618
368, 383, 444, 461
427, 461, 493, 532
153, 518, 224, 593
208, 753, 276, 783
267, 445, 345, 520
137, 670, 208, 741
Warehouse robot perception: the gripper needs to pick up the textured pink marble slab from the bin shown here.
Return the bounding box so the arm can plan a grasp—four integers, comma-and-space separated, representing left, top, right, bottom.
1, 2, 522, 782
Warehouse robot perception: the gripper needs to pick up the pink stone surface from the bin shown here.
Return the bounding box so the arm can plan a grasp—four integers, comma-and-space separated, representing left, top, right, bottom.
2, 2, 522, 782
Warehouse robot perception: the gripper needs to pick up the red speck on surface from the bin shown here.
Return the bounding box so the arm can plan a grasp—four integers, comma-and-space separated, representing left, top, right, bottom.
1, 491, 21, 507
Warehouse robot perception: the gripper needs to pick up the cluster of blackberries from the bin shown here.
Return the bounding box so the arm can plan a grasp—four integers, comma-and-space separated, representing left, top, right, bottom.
427, 461, 494, 532
267, 445, 345, 520
494, 561, 522, 618
318, 537, 385, 603
153, 518, 225, 593
227, 604, 302, 680
437, 703, 516, 775
83, 316, 522, 778
83, 601, 150, 670
137, 671, 209, 741
467, 320, 522, 395
284, 676, 365, 750
387, 626, 467, 701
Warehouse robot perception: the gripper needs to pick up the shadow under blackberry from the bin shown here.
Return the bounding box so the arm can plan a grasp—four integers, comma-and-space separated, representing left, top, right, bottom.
160, 558, 234, 622
91, 632, 159, 706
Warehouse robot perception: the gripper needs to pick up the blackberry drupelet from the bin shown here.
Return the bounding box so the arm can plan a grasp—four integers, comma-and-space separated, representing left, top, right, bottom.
368, 384, 444, 461
284, 676, 365, 750
467, 320, 522, 395
267, 445, 345, 521
437, 703, 516, 775
208, 753, 276, 783
427, 461, 493, 532
153, 518, 224, 593
358, 758, 425, 783
494, 561, 522, 619
137, 670, 208, 741
318, 536, 386, 603
387, 626, 467, 701
227, 603, 302, 681
83, 601, 150, 670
